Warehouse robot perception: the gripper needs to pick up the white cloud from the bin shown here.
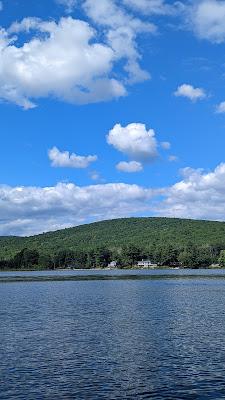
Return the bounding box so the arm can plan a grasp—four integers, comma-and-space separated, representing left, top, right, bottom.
174, 84, 206, 102
157, 163, 225, 220
55, 0, 77, 13
122, 0, 182, 16
0, 182, 155, 236
83, 0, 155, 83
0, 0, 181, 108
0, 2, 3, 11
161, 141, 171, 150
90, 171, 101, 181
168, 155, 178, 162
0, 17, 128, 108
3, 163, 225, 235
215, 101, 225, 114
107, 123, 158, 162
187, 0, 225, 43
48, 147, 97, 168
116, 161, 143, 172
83, 0, 155, 32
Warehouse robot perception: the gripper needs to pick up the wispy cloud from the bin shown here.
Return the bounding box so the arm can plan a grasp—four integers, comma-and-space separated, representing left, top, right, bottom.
215, 101, 225, 114
122, 0, 182, 16
168, 155, 178, 162
161, 141, 171, 150
55, 0, 77, 13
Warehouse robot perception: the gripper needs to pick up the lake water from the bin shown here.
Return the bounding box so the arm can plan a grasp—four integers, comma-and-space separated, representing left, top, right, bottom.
1, 269, 225, 399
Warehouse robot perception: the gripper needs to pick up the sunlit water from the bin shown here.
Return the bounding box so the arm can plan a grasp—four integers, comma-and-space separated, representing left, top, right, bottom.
1, 269, 225, 399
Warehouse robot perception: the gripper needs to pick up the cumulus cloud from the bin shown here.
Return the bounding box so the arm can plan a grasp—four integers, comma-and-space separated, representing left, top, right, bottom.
48, 147, 97, 168
0, 0, 162, 109
55, 0, 77, 13
0, 182, 155, 236
174, 84, 207, 102
0, 17, 128, 108
215, 101, 225, 114
157, 163, 225, 220
107, 123, 158, 162
187, 0, 225, 43
0, 1, 196, 109
116, 161, 143, 172
3, 163, 225, 235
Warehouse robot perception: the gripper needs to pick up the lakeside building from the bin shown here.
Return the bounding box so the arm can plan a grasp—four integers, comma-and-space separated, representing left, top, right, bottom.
107, 261, 117, 268
137, 259, 157, 268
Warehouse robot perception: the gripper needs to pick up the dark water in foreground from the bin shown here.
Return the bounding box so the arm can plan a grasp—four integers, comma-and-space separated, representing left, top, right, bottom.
1, 269, 225, 399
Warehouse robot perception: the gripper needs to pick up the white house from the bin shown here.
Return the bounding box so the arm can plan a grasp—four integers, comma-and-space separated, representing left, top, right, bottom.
107, 261, 117, 268
137, 259, 157, 268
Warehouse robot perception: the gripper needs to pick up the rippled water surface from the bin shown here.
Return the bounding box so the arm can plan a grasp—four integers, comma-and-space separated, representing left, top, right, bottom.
1, 269, 225, 399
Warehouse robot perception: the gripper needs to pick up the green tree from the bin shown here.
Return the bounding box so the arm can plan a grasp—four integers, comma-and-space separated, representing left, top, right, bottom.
94, 247, 112, 268
13, 248, 39, 269
121, 245, 142, 267
38, 253, 53, 269
219, 250, 225, 267
178, 244, 197, 268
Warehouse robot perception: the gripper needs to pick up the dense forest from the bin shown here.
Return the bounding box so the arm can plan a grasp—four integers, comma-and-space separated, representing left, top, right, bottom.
1, 217, 225, 269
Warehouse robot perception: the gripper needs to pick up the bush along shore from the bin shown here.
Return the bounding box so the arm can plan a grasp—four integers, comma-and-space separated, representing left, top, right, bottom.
1, 244, 225, 270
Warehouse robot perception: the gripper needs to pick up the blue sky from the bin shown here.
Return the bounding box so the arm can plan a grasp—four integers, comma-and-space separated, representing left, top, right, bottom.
1, 0, 225, 235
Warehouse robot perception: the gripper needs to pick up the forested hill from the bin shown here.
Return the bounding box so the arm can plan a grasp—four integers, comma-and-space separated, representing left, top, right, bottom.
1, 217, 225, 260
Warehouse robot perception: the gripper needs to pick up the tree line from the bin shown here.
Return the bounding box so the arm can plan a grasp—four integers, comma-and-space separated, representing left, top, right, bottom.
1, 243, 225, 270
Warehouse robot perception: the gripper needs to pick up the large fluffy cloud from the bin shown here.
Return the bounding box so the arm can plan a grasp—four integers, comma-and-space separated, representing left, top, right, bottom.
0, 182, 155, 236
3, 1, 218, 109
0, 17, 128, 108
2, 163, 225, 235
157, 163, 225, 220
187, 0, 225, 43
48, 147, 97, 168
0, 0, 163, 109
107, 123, 158, 162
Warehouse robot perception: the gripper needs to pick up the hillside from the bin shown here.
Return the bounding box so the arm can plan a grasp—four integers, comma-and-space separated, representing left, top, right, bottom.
1, 217, 225, 260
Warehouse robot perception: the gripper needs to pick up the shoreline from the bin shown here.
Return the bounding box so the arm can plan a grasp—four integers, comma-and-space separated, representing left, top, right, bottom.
0, 265, 224, 273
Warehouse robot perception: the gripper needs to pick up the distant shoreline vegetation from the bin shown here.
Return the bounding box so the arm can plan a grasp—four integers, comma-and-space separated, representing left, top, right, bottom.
1, 217, 225, 270
0, 244, 225, 270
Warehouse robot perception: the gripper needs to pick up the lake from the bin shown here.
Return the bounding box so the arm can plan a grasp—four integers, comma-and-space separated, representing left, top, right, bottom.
1, 269, 225, 399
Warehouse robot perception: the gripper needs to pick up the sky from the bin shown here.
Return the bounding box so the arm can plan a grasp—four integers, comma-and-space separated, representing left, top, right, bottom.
1, 0, 225, 235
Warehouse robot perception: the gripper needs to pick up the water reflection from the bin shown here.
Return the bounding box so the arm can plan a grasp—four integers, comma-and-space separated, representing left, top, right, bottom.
1, 268, 225, 283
